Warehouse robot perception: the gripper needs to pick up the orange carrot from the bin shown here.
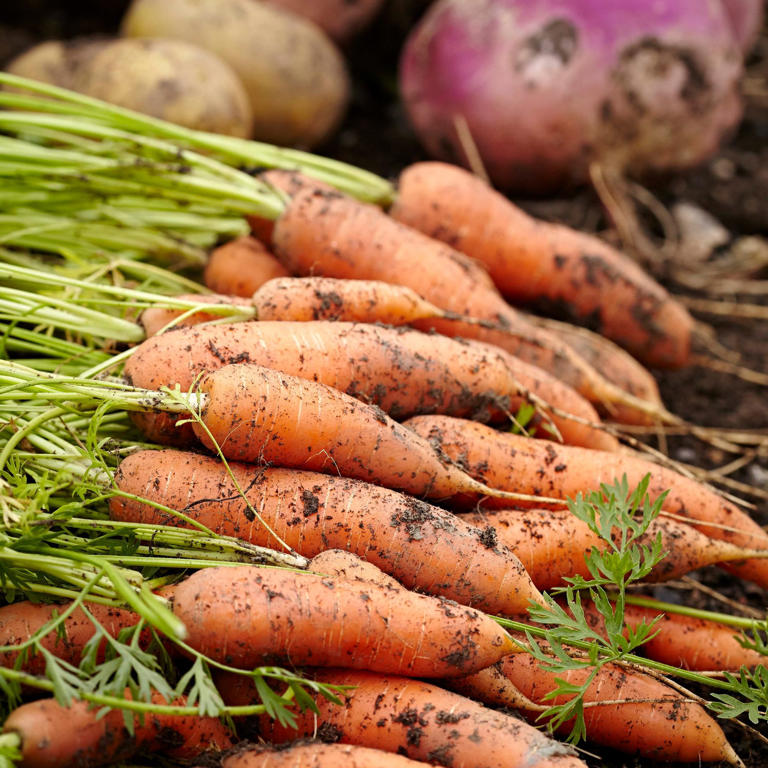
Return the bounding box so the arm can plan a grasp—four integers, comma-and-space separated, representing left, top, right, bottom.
205, 236, 289, 297
462, 507, 766, 590
223, 741, 436, 768
189, 362, 555, 506
110, 449, 544, 616
498, 655, 740, 764
582, 601, 768, 672
391, 162, 694, 369
526, 313, 665, 425
124, 320, 617, 451
167, 566, 518, 676
270, 183, 658, 422
139, 293, 254, 337
1, 689, 232, 768
405, 414, 768, 588
0, 600, 142, 675
252, 276, 465, 325
309, 549, 403, 588
221, 668, 588, 768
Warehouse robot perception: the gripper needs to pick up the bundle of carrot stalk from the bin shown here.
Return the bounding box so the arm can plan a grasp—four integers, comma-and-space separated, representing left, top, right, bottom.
0, 73, 766, 768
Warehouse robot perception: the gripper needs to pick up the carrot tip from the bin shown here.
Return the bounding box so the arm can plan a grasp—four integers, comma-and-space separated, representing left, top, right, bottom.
722, 740, 746, 768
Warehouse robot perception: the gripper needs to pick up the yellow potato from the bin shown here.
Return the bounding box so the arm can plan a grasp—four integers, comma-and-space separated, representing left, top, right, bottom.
7, 37, 254, 139
121, 0, 350, 148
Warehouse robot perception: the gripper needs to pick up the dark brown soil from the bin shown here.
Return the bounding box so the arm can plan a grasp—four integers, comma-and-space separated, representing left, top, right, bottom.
1, 2, 766, 766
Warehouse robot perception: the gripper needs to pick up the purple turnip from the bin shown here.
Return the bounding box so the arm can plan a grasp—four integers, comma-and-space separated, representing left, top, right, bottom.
400, 0, 744, 194
720, 0, 764, 54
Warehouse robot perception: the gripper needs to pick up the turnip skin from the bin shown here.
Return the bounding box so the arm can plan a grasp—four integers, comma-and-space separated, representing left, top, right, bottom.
400, 0, 744, 194
720, 0, 764, 54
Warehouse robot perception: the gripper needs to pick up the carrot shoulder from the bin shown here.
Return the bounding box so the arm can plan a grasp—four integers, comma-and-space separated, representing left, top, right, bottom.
110, 449, 545, 616
405, 414, 768, 588
168, 566, 518, 676
221, 668, 588, 768
205, 236, 289, 297
391, 162, 694, 369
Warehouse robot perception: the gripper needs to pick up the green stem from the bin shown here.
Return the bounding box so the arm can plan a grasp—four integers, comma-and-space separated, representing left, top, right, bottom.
624, 594, 765, 630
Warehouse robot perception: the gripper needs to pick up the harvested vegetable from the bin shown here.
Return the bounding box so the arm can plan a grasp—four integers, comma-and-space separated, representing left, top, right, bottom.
111, 449, 545, 615
399, 0, 743, 193
168, 566, 519, 675
1, 690, 233, 768
7, 37, 254, 138
721, 0, 764, 53
262, 0, 386, 42
205, 237, 290, 297
499, 655, 741, 764
121, 0, 350, 147
224, 668, 589, 768
391, 161, 694, 368
405, 414, 768, 587
124, 320, 616, 451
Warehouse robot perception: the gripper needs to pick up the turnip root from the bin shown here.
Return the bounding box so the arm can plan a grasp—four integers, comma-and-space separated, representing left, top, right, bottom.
6, 38, 254, 138
400, 0, 744, 193
121, 0, 350, 148
721, 0, 764, 54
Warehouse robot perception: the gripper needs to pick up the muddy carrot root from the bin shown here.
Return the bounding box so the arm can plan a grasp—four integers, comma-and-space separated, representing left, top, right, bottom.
0, 600, 142, 675
168, 566, 518, 676
110, 449, 545, 616
124, 320, 616, 451
220, 668, 588, 768
499, 655, 741, 764
223, 741, 437, 768
139, 293, 254, 337
308, 549, 404, 588
205, 236, 289, 297
190, 363, 555, 507
462, 507, 768, 589
582, 601, 768, 671
391, 162, 694, 369
405, 415, 768, 588
270, 182, 654, 422
1, 690, 232, 768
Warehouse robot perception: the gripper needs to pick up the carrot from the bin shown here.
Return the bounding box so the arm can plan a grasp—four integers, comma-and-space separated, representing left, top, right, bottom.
124, 319, 617, 452
308, 550, 405, 588
525, 313, 665, 425
205, 236, 289, 297
582, 601, 768, 672
462, 507, 767, 590
139, 293, 254, 337
221, 668, 588, 768
269, 183, 664, 424
252, 276, 467, 325
0, 600, 143, 675
498, 654, 740, 764
223, 741, 437, 768
1, 689, 233, 768
405, 415, 768, 588
110, 449, 545, 616
167, 565, 518, 676
390, 162, 694, 369
189, 362, 555, 506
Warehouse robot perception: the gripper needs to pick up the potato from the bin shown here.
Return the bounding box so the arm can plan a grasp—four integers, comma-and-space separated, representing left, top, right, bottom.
7, 37, 254, 138
121, 0, 350, 148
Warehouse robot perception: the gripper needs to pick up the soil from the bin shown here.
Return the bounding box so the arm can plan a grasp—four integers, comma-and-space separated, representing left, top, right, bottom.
1, 2, 766, 767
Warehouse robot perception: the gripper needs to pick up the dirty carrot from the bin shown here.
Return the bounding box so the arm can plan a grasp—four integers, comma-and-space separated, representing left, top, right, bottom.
221, 668, 588, 768
124, 320, 616, 451
499, 655, 741, 764
167, 566, 518, 676
110, 449, 545, 616
269, 181, 657, 422
390, 161, 694, 369
308, 549, 404, 588
0, 689, 233, 768
582, 601, 768, 672
222, 741, 437, 768
405, 415, 768, 588
204, 235, 289, 297
462, 507, 768, 590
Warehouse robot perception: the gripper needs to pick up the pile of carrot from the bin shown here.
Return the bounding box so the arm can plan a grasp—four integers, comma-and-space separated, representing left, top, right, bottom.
3, 129, 766, 768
